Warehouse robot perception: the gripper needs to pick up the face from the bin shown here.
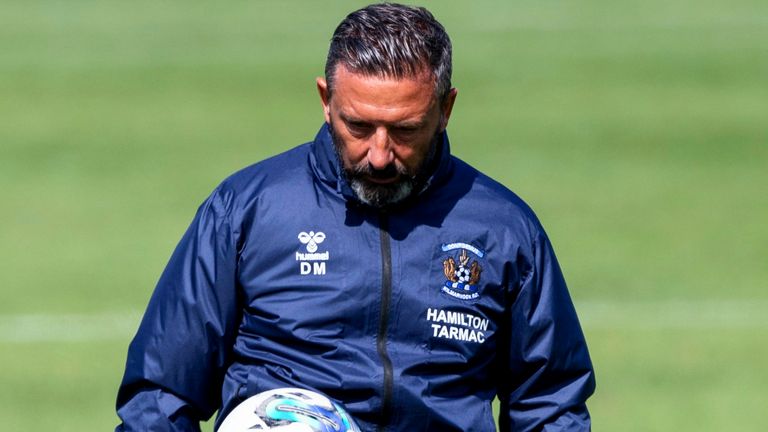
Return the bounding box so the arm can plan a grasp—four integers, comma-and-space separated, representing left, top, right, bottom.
317, 65, 457, 207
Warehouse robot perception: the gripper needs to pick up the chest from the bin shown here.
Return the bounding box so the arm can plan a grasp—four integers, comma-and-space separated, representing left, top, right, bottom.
234, 200, 517, 365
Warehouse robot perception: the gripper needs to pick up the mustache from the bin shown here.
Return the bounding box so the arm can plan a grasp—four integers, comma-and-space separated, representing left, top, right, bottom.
349, 161, 409, 180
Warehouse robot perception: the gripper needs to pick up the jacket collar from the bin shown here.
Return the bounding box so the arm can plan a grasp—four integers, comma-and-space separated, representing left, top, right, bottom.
309, 123, 454, 206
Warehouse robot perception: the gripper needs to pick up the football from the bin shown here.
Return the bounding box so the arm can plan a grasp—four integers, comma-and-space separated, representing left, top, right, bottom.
218, 387, 361, 432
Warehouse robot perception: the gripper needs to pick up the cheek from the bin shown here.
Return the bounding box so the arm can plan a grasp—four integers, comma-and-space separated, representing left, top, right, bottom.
392, 147, 419, 169
394, 136, 432, 170
336, 135, 369, 166
330, 119, 366, 166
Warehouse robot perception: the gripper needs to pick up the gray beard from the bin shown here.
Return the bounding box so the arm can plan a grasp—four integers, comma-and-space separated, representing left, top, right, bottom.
350, 174, 414, 208
329, 122, 439, 208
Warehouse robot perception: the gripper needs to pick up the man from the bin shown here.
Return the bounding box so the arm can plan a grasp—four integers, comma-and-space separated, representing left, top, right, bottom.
116, 3, 595, 431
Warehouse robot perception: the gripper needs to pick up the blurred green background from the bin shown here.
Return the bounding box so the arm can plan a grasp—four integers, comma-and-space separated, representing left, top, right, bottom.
1, 0, 766, 430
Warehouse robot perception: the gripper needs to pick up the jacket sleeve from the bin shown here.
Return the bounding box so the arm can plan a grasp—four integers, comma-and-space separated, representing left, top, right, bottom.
499, 228, 596, 432
116, 186, 241, 431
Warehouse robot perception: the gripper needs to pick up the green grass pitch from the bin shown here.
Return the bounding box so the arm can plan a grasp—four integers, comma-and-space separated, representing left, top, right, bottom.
1, 0, 767, 430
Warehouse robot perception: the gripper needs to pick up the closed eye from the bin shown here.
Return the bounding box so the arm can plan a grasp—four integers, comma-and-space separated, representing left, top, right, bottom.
393, 126, 419, 136
345, 120, 373, 137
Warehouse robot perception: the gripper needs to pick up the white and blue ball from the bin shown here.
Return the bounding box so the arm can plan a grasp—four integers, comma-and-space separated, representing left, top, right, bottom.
218, 387, 361, 432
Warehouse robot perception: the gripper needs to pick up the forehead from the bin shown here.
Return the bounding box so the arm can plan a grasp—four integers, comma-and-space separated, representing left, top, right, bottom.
331, 66, 437, 123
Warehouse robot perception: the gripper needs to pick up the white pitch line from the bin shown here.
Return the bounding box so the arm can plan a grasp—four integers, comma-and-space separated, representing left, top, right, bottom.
0, 311, 142, 343
575, 299, 768, 330
0, 300, 767, 343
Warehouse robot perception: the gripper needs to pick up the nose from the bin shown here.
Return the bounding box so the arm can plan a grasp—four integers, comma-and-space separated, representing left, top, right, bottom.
367, 127, 394, 170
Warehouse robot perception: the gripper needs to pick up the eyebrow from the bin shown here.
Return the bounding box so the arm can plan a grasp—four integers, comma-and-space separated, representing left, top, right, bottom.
339, 111, 426, 129
339, 112, 368, 125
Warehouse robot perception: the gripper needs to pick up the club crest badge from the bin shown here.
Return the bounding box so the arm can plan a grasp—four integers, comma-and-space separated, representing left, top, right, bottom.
441, 242, 484, 300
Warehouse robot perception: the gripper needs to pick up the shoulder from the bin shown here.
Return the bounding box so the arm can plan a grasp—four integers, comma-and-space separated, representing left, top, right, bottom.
221, 143, 312, 193
201, 143, 313, 219
450, 156, 545, 236
443, 157, 559, 277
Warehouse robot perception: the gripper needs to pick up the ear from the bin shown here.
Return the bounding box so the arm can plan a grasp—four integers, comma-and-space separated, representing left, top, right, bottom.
316, 77, 331, 124
438, 88, 458, 131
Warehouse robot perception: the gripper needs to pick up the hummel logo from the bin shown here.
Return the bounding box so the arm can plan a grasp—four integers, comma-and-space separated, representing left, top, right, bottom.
298, 231, 326, 253
297, 231, 329, 276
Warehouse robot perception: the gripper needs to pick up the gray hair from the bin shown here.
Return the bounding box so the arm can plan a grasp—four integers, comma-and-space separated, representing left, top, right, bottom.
325, 3, 453, 102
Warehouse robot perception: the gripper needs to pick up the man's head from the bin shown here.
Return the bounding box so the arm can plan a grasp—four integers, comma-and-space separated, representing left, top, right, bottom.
317, 3, 457, 208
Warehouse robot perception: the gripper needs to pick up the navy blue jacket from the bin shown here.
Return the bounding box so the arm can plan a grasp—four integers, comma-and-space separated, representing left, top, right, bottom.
116, 124, 595, 431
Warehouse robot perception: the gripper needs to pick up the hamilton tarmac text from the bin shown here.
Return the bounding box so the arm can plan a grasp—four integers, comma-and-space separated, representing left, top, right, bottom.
426, 308, 489, 344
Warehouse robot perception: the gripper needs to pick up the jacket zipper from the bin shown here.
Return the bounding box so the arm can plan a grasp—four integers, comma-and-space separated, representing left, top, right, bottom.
377, 213, 394, 430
